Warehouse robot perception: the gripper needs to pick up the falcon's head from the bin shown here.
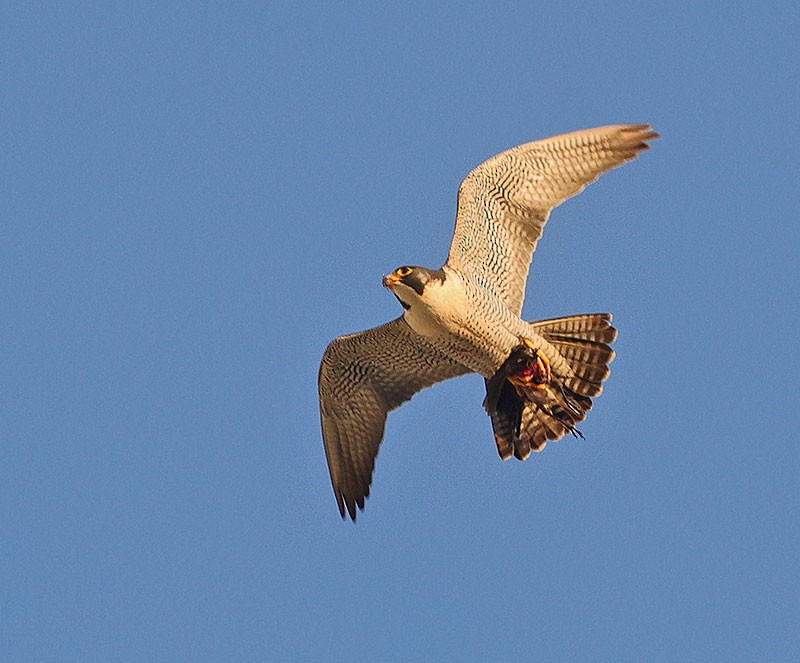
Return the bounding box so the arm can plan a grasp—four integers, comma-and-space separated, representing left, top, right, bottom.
382, 265, 446, 310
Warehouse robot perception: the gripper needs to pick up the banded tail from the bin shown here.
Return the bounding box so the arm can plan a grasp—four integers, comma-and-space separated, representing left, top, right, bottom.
484, 313, 617, 460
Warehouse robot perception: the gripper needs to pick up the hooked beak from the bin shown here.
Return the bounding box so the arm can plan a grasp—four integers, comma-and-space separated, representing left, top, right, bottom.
382, 273, 402, 288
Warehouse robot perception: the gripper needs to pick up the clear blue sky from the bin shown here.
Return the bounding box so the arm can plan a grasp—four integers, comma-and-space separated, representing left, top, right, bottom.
3, 3, 798, 661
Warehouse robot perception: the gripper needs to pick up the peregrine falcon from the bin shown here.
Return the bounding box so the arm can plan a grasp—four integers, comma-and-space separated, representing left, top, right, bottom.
319, 124, 658, 519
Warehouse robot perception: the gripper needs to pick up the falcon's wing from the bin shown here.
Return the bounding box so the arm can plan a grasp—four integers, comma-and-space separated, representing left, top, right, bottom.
318, 317, 470, 520
445, 124, 658, 315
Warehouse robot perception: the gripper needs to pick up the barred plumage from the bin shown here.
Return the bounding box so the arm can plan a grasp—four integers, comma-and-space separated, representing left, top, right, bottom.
319, 124, 658, 519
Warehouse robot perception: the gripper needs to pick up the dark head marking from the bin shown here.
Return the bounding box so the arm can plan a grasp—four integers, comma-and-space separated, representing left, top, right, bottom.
393, 294, 410, 310
394, 266, 446, 295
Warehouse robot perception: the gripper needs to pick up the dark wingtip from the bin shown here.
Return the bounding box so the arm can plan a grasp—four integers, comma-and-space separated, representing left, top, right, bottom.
638, 126, 660, 148
620, 124, 660, 152
338, 492, 364, 522
335, 492, 346, 519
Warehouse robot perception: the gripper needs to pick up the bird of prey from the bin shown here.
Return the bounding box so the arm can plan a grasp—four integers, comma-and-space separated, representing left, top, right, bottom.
319, 124, 658, 520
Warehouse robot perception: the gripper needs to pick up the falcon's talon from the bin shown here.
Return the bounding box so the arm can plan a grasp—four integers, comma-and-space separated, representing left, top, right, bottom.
320, 124, 657, 518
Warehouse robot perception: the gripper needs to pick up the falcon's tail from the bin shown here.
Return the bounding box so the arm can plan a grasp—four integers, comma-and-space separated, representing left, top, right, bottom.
484, 313, 617, 460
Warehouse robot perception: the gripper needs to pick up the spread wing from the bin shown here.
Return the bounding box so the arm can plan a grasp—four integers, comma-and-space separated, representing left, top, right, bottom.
318, 317, 470, 520
445, 124, 658, 315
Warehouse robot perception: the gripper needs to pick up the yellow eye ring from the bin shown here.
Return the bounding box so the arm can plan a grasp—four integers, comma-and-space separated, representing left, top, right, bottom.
396, 266, 413, 277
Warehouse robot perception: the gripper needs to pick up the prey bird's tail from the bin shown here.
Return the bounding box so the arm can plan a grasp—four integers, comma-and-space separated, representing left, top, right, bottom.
484, 313, 617, 460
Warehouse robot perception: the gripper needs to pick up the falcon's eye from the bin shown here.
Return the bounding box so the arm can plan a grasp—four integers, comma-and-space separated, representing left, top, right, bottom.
396, 266, 413, 278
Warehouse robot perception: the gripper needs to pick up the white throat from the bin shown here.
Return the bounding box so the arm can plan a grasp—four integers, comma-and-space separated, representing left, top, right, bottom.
399, 267, 468, 339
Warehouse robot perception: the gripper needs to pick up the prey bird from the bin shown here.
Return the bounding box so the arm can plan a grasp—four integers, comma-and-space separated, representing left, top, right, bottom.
318, 124, 658, 519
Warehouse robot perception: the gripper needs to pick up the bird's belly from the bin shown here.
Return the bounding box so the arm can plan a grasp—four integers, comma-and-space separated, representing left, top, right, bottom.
399, 269, 526, 375
404, 305, 519, 377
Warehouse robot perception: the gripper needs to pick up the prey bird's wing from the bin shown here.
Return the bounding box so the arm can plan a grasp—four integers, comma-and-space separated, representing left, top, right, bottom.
319, 318, 470, 520
445, 124, 658, 315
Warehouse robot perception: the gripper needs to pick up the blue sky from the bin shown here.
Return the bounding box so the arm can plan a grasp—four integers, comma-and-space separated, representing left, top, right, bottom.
3, 2, 798, 661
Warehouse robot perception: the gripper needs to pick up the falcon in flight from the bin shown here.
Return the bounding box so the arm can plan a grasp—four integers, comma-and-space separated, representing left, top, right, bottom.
319, 124, 658, 519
